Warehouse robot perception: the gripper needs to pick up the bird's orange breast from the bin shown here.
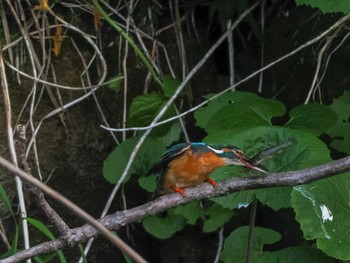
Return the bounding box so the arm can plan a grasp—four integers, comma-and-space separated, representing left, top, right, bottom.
161, 150, 225, 193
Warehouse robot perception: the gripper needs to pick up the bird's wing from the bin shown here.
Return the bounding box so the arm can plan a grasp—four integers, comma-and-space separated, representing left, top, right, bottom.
145, 143, 191, 176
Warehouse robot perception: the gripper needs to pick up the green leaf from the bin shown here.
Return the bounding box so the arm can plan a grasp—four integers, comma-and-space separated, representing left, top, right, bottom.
26, 217, 66, 263
138, 174, 157, 192
202, 203, 234, 232
220, 226, 281, 263
208, 126, 330, 210
195, 91, 278, 129
103, 137, 166, 184
212, 189, 256, 210
295, 0, 350, 14
328, 90, 350, 154
142, 212, 186, 239
173, 201, 204, 225
259, 246, 336, 263
162, 75, 179, 98
128, 93, 166, 127
195, 91, 285, 135
155, 122, 182, 146
106, 74, 123, 92
292, 173, 350, 260
27, 217, 55, 239
0, 182, 14, 216
127, 93, 180, 139
285, 103, 337, 136
78, 244, 88, 263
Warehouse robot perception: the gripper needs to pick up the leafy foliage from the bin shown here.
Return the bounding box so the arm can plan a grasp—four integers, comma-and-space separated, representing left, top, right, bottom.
328, 90, 350, 154
220, 226, 281, 262
194, 91, 285, 131
103, 136, 166, 184
142, 212, 186, 239
104, 89, 349, 261
259, 247, 336, 263
292, 174, 350, 260
295, 0, 350, 14
26, 218, 67, 262
285, 103, 337, 136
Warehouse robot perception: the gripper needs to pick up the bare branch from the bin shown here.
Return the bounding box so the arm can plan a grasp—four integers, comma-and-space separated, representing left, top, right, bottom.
1, 156, 350, 262
0, 156, 147, 263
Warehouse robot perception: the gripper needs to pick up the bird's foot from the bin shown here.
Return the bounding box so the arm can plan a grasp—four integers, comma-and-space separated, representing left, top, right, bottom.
172, 186, 185, 196
205, 178, 217, 187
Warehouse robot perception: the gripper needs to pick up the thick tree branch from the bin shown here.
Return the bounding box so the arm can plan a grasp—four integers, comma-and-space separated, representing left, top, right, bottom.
2, 156, 350, 262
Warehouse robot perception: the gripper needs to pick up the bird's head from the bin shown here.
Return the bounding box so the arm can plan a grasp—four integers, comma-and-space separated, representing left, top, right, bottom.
207, 144, 267, 173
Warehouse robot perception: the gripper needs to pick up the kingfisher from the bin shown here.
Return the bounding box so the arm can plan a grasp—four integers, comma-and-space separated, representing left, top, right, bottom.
146, 142, 266, 196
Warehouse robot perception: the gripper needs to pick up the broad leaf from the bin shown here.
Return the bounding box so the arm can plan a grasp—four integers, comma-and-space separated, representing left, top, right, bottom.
195, 92, 285, 134
161, 75, 179, 98
173, 201, 204, 225
220, 226, 281, 263
202, 203, 234, 232
295, 0, 350, 14
292, 173, 350, 260
194, 91, 285, 130
128, 93, 166, 127
285, 103, 337, 136
103, 137, 166, 184
259, 246, 336, 263
328, 90, 350, 154
127, 92, 180, 138
138, 174, 157, 192
142, 212, 186, 239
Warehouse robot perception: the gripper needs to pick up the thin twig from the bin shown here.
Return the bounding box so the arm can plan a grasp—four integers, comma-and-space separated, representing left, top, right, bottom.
0, 45, 31, 263
227, 19, 235, 87
213, 227, 224, 263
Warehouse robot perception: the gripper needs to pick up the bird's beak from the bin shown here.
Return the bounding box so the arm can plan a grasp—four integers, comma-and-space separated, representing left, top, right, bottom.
236, 152, 267, 174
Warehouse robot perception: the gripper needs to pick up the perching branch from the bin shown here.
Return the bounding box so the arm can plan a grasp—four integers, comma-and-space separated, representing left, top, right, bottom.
0, 156, 147, 263
1, 155, 350, 262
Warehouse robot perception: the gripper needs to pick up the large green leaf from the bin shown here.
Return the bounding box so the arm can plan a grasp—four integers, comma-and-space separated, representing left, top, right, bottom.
295, 0, 350, 14
142, 212, 186, 239
202, 203, 234, 232
195, 92, 285, 134
259, 246, 336, 263
173, 201, 204, 225
138, 174, 157, 192
161, 75, 179, 98
292, 173, 350, 260
127, 92, 180, 138
103, 137, 166, 184
208, 126, 330, 210
194, 91, 285, 130
285, 103, 337, 136
220, 226, 281, 263
128, 93, 166, 127
328, 90, 350, 154
155, 122, 182, 146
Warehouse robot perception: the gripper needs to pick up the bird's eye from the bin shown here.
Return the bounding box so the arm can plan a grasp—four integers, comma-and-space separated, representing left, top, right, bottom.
234, 149, 244, 156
